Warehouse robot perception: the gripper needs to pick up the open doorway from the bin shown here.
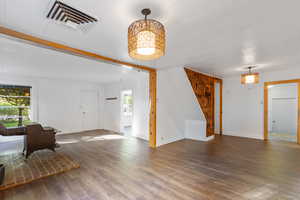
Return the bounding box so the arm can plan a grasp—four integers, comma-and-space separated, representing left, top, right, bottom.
120, 90, 133, 137
268, 83, 298, 142
264, 80, 300, 144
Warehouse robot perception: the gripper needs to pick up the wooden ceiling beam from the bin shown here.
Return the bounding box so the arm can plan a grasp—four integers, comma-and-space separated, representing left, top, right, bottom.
0, 26, 156, 72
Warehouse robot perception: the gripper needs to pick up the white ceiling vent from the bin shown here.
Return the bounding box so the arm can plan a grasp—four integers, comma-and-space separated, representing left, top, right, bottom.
46, 1, 98, 32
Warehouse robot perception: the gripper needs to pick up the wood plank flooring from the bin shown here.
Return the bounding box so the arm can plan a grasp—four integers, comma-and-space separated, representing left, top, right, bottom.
1, 130, 300, 200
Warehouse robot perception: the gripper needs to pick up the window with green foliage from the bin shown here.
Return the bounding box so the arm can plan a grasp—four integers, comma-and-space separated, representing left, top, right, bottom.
0, 85, 32, 127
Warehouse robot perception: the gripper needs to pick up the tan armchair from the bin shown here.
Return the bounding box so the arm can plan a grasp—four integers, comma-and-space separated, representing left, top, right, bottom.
24, 124, 56, 158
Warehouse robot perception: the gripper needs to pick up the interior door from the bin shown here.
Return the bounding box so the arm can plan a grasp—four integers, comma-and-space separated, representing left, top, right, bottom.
80, 90, 98, 131
271, 98, 297, 134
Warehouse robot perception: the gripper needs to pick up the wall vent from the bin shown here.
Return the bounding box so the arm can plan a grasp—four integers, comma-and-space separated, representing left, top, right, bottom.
46, 1, 98, 32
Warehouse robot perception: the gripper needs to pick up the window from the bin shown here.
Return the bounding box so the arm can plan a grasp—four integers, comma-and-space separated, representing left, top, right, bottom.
0, 85, 31, 127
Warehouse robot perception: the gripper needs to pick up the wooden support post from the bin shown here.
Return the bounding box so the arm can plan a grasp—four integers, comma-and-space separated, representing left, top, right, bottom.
149, 71, 157, 148
219, 80, 223, 135
264, 83, 268, 140
298, 82, 300, 144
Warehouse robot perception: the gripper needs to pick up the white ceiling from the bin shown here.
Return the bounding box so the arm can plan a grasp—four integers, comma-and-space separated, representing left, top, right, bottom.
0, 37, 134, 83
1, 0, 300, 77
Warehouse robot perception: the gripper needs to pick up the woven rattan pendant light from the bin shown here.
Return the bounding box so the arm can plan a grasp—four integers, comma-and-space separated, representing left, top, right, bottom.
128, 8, 165, 60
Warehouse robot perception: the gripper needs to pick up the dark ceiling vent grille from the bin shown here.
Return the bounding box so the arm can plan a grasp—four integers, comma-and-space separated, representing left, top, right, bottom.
47, 1, 98, 31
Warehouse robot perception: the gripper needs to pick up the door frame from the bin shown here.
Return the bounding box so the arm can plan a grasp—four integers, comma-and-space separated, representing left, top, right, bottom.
264, 79, 300, 144
214, 79, 223, 135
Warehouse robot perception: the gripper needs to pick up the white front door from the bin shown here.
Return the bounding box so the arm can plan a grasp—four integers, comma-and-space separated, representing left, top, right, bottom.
80, 90, 98, 131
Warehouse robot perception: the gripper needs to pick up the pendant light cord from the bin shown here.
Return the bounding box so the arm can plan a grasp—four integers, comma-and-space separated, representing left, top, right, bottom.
248, 66, 253, 74
142, 8, 151, 21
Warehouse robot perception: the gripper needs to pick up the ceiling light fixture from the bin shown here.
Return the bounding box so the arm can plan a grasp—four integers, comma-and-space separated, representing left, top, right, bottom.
128, 8, 165, 60
241, 66, 259, 84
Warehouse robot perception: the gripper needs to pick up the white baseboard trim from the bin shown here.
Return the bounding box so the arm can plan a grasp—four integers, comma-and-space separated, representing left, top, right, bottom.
222, 131, 264, 140
185, 135, 215, 142
56, 129, 104, 135
157, 136, 185, 147
202, 135, 215, 141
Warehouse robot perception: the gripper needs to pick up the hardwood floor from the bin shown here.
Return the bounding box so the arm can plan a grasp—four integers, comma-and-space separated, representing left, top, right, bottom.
1, 130, 300, 200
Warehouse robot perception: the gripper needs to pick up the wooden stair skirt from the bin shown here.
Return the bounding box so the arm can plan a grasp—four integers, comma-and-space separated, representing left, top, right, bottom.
185, 68, 221, 137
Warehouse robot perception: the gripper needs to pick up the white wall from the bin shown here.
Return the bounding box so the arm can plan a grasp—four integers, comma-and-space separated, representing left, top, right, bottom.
37, 78, 102, 133
157, 67, 207, 146
223, 77, 262, 139
102, 82, 121, 132
0, 74, 102, 134
184, 120, 213, 141
129, 72, 150, 140
102, 70, 150, 140
0, 70, 150, 139
102, 67, 210, 145
223, 67, 300, 139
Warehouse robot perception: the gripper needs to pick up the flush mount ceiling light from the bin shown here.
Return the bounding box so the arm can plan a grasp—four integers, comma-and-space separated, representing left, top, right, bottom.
128, 8, 165, 61
241, 66, 259, 84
